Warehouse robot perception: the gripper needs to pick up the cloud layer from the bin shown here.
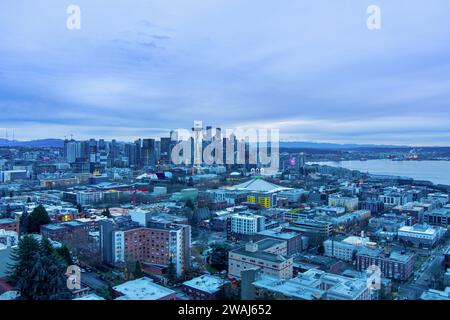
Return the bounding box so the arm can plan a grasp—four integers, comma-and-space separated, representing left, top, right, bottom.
1, 0, 450, 145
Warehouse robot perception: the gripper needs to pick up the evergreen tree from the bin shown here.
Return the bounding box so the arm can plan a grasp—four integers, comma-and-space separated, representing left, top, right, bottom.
19, 210, 29, 234
8, 236, 70, 300
99, 283, 115, 300
5, 204, 12, 218
166, 261, 177, 282
102, 208, 112, 218
185, 199, 195, 211
7, 235, 40, 300
55, 245, 74, 266
134, 260, 144, 279
27, 205, 51, 234
317, 244, 325, 255
209, 244, 230, 271
33, 238, 70, 300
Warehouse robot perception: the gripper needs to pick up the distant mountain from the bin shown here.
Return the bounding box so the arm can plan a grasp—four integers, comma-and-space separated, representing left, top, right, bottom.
279, 141, 411, 150
0, 139, 64, 148
0, 138, 445, 150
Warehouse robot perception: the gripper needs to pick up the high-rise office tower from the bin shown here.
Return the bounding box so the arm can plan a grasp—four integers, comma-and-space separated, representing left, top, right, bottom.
160, 137, 171, 164
193, 121, 203, 168
141, 138, 156, 167
125, 143, 138, 167
64, 140, 79, 163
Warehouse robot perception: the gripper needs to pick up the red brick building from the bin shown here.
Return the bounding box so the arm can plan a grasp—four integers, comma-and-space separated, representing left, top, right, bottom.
112, 223, 191, 277
356, 249, 414, 281
40, 220, 89, 247
0, 218, 19, 233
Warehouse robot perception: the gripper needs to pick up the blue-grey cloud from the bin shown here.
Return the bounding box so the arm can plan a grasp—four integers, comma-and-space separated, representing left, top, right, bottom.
0, 0, 450, 145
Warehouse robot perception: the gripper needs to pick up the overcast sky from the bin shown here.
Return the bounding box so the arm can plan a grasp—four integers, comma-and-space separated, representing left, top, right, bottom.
1, 0, 450, 145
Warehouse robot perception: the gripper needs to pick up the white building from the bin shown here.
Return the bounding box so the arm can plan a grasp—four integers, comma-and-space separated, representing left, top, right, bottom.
278, 189, 309, 203
76, 191, 103, 205
153, 186, 167, 196
324, 235, 376, 262
398, 224, 447, 247
426, 193, 449, 205
328, 194, 359, 212
129, 208, 149, 227
420, 287, 450, 300
0, 229, 18, 247
251, 269, 372, 300
228, 239, 293, 280
113, 277, 176, 300
0, 170, 29, 182
229, 212, 265, 236
379, 188, 410, 206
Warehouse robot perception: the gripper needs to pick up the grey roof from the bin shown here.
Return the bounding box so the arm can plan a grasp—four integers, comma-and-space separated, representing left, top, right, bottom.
232, 247, 289, 263
227, 178, 292, 193
0, 218, 15, 224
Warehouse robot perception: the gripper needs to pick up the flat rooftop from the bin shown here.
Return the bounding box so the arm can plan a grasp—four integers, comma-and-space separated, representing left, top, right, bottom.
113, 277, 175, 300
257, 228, 299, 240
358, 248, 414, 263
73, 293, 105, 300
0, 218, 16, 224
398, 224, 441, 235
420, 288, 450, 300
253, 275, 324, 300
231, 248, 288, 264
182, 275, 228, 294
255, 238, 286, 251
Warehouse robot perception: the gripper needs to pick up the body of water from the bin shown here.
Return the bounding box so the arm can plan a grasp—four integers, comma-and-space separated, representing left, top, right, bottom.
310, 159, 450, 185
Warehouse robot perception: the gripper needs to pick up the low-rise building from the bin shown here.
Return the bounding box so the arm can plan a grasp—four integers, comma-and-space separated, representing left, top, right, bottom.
228, 239, 293, 280
0, 218, 19, 233
423, 208, 450, 228
250, 269, 371, 300
256, 227, 306, 255
182, 275, 229, 300
287, 218, 333, 246
324, 236, 376, 262
328, 194, 359, 212
0, 229, 18, 247
420, 287, 450, 300
0, 170, 29, 182
40, 220, 89, 247
355, 249, 414, 281
113, 277, 176, 300
398, 224, 446, 247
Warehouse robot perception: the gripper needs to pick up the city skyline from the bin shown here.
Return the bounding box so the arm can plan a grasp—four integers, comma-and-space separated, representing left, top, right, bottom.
1, 1, 450, 145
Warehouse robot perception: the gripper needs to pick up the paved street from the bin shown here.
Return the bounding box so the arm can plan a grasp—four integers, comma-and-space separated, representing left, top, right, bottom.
80, 272, 109, 291
398, 239, 449, 299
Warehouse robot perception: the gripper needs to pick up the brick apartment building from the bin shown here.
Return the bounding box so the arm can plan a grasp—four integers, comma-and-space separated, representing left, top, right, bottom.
114, 224, 190, 277
40, 220, 89, 247
0, 218, 19, 233
355, 248, 414, 281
